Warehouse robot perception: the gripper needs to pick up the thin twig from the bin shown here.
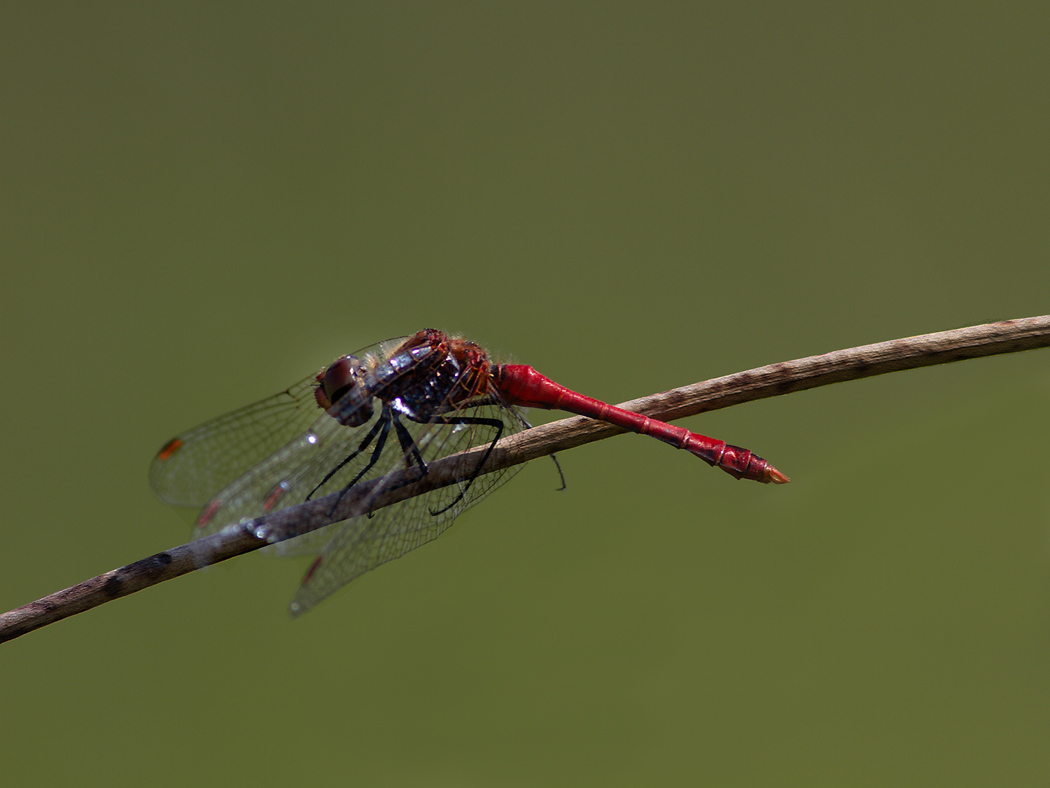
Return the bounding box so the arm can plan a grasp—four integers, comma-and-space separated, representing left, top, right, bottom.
3, 316, 1049, 643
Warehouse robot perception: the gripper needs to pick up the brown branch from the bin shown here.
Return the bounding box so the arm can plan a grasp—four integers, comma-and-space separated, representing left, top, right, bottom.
3, 315, 1049, 643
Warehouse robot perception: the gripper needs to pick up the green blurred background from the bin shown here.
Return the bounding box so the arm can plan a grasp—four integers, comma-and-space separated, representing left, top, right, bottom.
3, 3, 1049, 785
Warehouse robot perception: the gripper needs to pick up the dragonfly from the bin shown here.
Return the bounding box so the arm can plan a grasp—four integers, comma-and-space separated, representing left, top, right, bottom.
150, 329, 788, 615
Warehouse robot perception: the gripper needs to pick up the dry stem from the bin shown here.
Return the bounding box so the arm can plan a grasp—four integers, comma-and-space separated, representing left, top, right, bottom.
3, 316, 1049, 643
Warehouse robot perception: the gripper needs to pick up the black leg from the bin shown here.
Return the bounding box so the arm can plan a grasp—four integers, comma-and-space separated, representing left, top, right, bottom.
332, 409, 430, 519
307, 408, 392, 518
425, 415, 506, 515
390, 414, 430, 485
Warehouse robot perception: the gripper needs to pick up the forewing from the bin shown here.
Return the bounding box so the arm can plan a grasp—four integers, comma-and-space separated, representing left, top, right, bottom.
149, 373, 323, 510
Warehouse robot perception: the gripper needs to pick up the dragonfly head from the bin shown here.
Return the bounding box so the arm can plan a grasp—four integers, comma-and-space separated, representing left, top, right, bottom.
315, 355, 374, 427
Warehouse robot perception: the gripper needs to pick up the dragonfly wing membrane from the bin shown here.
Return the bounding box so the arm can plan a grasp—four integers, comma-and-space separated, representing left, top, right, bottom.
150, 375, 322, 509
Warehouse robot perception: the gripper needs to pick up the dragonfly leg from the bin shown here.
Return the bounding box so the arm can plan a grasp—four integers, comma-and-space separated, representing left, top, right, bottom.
307, 411, 388, 502
424, 415, 506, 515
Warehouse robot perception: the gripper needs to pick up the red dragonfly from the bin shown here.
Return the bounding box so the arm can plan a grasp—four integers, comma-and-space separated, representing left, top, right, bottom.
151, 329, 787, 614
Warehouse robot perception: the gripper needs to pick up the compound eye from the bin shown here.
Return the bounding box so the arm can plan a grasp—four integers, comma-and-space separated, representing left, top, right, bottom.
318, 356, 358, 403
315, 355, 373, 426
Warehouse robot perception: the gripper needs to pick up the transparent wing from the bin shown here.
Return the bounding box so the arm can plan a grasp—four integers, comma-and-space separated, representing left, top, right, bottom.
149, 373, 325, 512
